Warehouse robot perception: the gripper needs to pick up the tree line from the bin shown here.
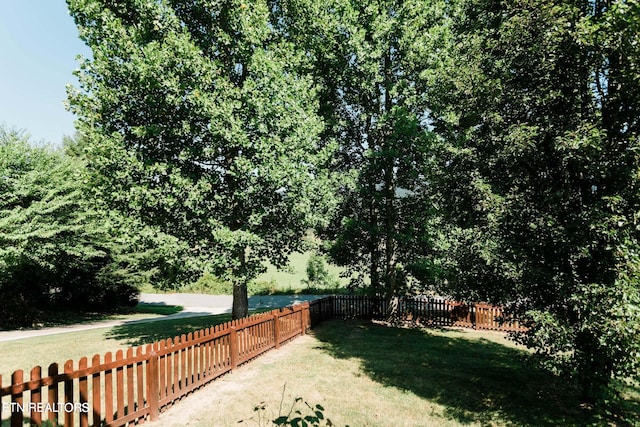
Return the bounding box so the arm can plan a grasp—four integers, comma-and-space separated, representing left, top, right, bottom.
1, 0, 637, 404
0, 127, 205, 327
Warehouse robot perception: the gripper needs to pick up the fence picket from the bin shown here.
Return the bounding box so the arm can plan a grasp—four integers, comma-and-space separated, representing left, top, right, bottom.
30, 366, 42, 425
135, 347, 144, 416
180, 334, 187, 390
172, 336, 180, 397
104, 353, 113, 424
125, 348, 134, 418
158, 341, 166, 403
273, 313, 280, 349
186, 333, 193, 389
48, 363, 59, 425
199, 331, 206, 382
115, 350, 124, 422
78, 357, 88, 427
64, 360, 74, 427
11, 369, 23, 427
230, 328, 238, 370
91, 355, 101, 427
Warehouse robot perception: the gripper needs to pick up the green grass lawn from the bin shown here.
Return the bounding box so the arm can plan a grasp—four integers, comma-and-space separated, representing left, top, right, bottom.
310, 321, 639, 426
0, 312, 236, 381
152, 320, 640, 427
255, 251, 346, 290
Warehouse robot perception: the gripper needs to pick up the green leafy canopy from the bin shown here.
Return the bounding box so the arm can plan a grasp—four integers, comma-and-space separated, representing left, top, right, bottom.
67, 0, 337, 318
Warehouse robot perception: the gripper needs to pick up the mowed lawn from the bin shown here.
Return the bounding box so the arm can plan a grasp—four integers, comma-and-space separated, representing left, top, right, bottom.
0, 312, 237, 382
147, 320, 640, 427
255, 251, 348, 291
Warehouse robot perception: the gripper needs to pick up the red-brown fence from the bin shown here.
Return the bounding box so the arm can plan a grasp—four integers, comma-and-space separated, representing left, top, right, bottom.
327, 295, 524, 332
0, 295, 520, 426
0, 303, 310, 427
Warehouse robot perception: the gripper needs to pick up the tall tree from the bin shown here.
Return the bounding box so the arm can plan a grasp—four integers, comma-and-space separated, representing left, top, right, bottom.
66, 0, 333, 318
421, 0, 640, 401
274, 0, 435, 316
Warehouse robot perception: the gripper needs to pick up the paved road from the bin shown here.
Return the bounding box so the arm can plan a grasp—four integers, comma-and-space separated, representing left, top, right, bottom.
139, 293, 326, 310
0, 294, 327, 343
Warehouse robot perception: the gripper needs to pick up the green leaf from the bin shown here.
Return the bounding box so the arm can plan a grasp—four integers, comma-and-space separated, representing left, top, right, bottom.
273, 416, 289, 425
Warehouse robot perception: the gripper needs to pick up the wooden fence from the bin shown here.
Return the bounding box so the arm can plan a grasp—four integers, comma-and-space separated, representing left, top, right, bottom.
0, 295, 521, 426
326, 295, 524, 332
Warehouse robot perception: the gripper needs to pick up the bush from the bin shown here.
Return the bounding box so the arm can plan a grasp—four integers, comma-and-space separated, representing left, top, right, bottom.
249, 279, 280, 295
181, 272, 234, 294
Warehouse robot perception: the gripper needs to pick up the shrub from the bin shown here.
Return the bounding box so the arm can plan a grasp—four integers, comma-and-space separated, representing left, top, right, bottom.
182, 272, 234, 294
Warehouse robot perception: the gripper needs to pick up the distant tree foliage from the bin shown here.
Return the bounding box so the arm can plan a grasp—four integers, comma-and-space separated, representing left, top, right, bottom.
0, 127, 138, 327
302, 252, 338, 289
0, 127, 204, 327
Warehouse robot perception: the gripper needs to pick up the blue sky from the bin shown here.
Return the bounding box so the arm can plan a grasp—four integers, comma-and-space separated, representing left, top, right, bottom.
0, 1, 91, 145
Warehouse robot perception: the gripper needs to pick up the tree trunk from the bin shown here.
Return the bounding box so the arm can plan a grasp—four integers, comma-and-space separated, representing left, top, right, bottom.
232, 280, 249, 320
384, 186, 399, 321
232, 246, 249, 319
369, 184, 381, 293
384, 175, 398, 320
382, 48, 399, 321
383, 157, 399, 321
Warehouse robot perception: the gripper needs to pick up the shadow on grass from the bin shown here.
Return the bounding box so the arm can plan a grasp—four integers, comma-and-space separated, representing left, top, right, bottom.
104, 312, 235, 347
104, 309, 272, 347
0, 310, 115, 331
0, 303, 184, 332
312, 320, 639, 427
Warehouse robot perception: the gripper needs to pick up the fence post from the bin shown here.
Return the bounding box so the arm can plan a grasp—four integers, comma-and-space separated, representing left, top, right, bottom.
229, 327, 239, 369
147, 350, 159, 422
294, 304, 304, 336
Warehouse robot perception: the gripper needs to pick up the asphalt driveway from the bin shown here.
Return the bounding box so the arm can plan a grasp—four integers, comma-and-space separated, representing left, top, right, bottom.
0, 294, 328, 343
139, 293, 326, 311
